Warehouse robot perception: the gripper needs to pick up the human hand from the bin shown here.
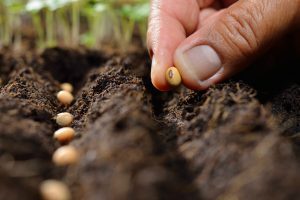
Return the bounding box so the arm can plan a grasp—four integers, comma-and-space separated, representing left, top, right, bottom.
147, 0, 300, 91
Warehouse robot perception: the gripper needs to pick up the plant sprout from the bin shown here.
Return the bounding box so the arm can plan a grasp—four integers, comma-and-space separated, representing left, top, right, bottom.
71, 0, 81, 46
120, 2, 149, 47
45, 0, 72, 46
1, 0, 26, 48
81, 2, 109, 48
0, 0, 150, 51
0, 2, 5, 46
26, 0, 46, 48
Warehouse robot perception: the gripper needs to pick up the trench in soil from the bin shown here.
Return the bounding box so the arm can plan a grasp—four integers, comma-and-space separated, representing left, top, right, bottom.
0, 47, 300, 200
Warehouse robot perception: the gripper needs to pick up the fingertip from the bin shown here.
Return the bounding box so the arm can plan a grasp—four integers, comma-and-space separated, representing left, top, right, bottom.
151, 77, 171, 92
151, 57, 171, 91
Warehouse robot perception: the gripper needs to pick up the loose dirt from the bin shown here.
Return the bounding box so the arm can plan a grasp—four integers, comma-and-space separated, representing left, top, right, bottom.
0, 47, 299, 200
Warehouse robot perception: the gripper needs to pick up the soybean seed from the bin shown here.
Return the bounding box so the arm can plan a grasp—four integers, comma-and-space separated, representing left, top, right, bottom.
57, 90, 74, 106
54, 127, 75, 143
53, 146, 79, 166
60, 83, 73, 93
56, 112, 74, 127
166, 67, 182, 87
40, 180, 71, 200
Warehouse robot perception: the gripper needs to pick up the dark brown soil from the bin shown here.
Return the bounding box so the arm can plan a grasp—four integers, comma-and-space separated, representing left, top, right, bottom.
0, 47, 299, 200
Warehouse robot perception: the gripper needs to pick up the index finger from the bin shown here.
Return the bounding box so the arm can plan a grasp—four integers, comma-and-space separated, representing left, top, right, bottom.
147, 0, 200, 91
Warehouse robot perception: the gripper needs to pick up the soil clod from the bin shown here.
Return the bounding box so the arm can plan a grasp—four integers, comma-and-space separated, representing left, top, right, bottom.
0, 47, 299, 200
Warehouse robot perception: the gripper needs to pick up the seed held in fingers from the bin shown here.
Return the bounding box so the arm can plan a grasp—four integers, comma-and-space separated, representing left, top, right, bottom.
57, 90, 74, 106
166, 67, 182, 87
60, 83, 73, 93
56, 112, 74, 127
54, 127, 75, 143
40, 180, 71, 200
53, 146, 79, 166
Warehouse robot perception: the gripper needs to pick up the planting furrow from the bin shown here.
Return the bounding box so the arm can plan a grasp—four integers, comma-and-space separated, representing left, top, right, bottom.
1, 47, 299, 200
0, 59, 63, 199
158, 83, 300, 200
61, 53, 200, 200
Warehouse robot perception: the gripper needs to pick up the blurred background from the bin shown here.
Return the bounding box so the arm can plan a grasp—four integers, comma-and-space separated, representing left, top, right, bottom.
0, 0, 150, 51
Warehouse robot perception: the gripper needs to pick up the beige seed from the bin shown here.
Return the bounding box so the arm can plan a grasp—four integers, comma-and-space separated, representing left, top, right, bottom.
54, 127, 75, 143
166, 67, 182, 87
57, 90, 74, 106
53, 146, 79, 166
56, 112, 74, 127
60, 83, 73, 93
40, 179, 71, 200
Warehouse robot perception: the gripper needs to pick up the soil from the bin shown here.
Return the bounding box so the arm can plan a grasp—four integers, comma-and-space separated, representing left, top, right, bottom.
0, 46, 299, 200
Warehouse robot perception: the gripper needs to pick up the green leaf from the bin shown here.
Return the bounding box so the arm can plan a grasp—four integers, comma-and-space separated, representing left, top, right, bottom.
45, 0, 75, 11
120, 2, 149, 21
3, 0, 26, 13
94, 3, 109, 12
26, 0, 46, 12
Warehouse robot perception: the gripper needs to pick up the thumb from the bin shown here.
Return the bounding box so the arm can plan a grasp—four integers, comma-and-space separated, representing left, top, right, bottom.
174, 0, 300, 90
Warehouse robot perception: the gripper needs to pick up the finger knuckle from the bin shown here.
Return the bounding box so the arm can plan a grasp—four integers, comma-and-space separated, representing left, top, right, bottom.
217, 5, 261, 57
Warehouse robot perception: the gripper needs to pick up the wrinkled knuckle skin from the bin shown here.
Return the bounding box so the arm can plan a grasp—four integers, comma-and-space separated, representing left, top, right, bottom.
216, 6, 261, 58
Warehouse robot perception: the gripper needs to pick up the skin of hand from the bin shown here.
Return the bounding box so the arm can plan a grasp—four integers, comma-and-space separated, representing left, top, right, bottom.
147, 0, 300, 91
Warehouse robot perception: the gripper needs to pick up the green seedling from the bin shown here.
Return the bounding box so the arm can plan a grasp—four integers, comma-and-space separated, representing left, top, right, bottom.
45, 0, 69, 47
71, 0, 81, 46
26, 0, 46, 48
1, 0, 26, 48
107, 0, 149, 51
45, 0, 82, 47
0, 0, 150, 51
81, 1, 109, 48
131, 2, 150, 46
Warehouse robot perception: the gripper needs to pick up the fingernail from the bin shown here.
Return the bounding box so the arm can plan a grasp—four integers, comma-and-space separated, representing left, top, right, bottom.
175, 45, 222, 86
